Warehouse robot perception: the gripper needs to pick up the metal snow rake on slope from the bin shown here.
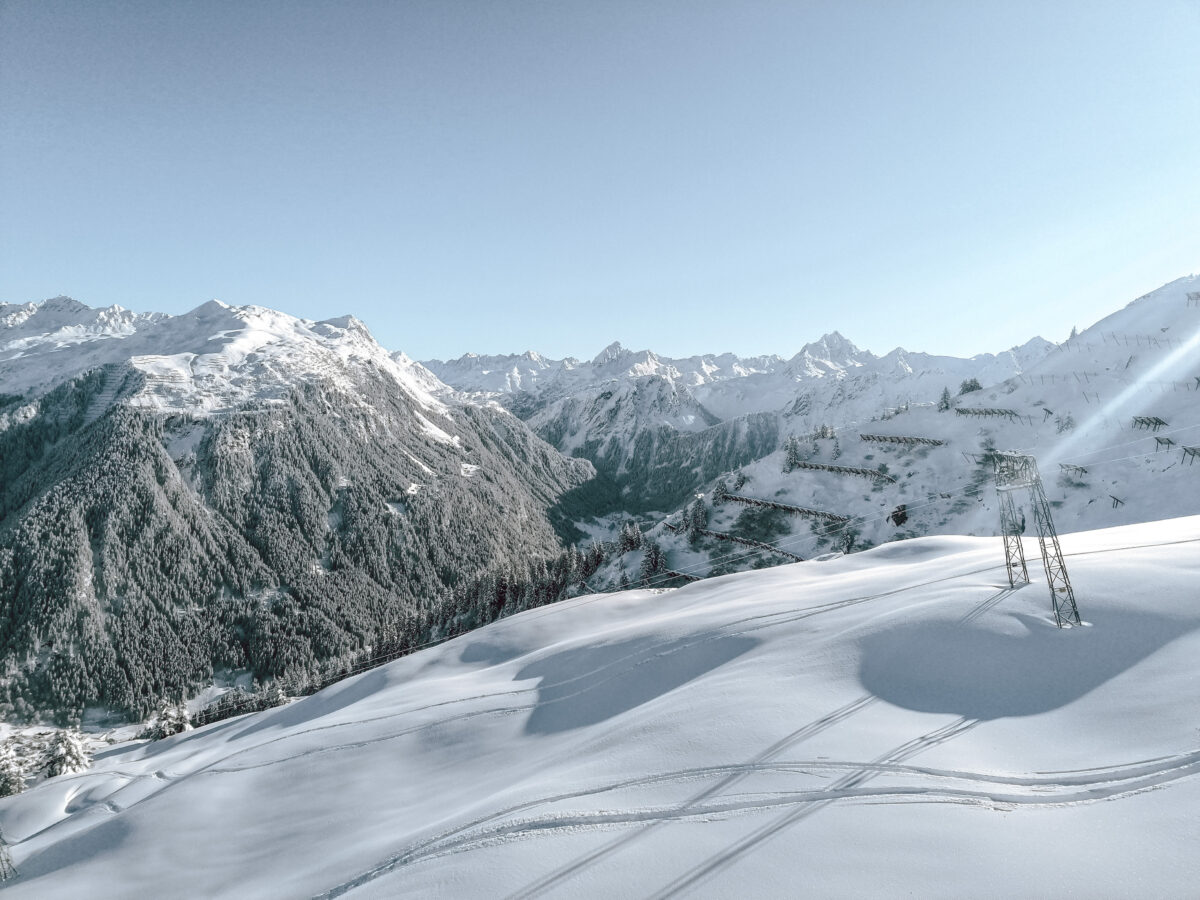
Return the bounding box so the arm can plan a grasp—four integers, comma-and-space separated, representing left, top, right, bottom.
992, 452, 1082, 628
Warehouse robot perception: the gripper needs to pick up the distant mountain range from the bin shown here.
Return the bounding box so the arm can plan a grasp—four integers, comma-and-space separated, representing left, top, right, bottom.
423, 330, 1056, 512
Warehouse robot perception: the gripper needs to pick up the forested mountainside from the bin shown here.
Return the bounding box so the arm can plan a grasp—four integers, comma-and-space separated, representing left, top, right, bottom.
0, 304, 591, 722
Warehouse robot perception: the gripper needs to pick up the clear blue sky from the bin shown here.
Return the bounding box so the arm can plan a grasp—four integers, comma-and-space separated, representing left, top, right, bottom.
2, 0, 1198, 362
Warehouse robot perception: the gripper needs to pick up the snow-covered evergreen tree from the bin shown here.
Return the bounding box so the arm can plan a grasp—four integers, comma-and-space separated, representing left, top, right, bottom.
684, 498, 707, 538
937, 387, 952, 412
782, 435, 803, 472
712, 478, 730, 504
0, 744, 26, 798
639, 541, 667, 586
44, 729, 91, 778
618, 521, 643, 553
148, 699, 193, 740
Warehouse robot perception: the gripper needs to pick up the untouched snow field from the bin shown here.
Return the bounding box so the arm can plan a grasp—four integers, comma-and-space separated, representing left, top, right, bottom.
4, 518, 1200, 898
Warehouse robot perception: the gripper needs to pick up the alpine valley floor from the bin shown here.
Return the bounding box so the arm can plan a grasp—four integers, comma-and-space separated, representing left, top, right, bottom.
3, 517, 1199, 898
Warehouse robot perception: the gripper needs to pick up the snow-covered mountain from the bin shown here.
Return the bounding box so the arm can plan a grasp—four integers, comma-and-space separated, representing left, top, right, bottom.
0, 298, 591, 722
1, 298, 446, 417
599, 274, 1200, 590
3, 516, 1197, 897
425, 326, 1056, 514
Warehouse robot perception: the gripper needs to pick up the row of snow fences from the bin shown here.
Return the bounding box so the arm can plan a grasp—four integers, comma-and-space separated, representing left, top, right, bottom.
1057, 333, 1192, 350
1132, 416, 1169, 431
694, 528, 805, 562
1059, 463, 1088, 478
1018, 372, 1197, 394
954, 407, 1021, 420
669, 510, 807, 562
859, 433, 946, 446
1187, 292, 1200, 307
724, 493, 850, 524
790, 460, 897, 483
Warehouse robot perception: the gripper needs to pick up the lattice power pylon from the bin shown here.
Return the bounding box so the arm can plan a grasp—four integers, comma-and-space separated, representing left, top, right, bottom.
0, 827, 16, 882
993, 452, 1081, 627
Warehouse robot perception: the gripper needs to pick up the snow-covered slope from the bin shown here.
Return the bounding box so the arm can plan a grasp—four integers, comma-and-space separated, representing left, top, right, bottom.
618, 275, 1200, 584
3, 516, 1198, 897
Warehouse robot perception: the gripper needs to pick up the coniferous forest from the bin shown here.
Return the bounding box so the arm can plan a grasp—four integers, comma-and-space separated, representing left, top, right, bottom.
0, 365, 592, 722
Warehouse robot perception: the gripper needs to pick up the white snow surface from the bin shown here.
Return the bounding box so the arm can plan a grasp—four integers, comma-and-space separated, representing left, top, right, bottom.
3, 516, 1198, 898
0, 298, 448, 417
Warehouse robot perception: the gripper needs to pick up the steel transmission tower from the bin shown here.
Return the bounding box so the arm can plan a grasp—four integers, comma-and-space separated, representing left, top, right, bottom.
992, 452, 1081, 628
0, 827, 16, 882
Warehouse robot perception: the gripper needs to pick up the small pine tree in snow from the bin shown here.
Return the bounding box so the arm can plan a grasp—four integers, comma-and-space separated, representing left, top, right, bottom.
618, 570, 631, 590
149, 699, 192, 740
733, 471, 747, 491
684, 498, 707, 540
639, 542, 667, 586
263, 682, 288, 708
782, 435, 803, 472
0, 743, 26, 798
618, 521, 643, 553
712, 479, 730, 504
44, 729, 91, 778
937, 387, 952, 412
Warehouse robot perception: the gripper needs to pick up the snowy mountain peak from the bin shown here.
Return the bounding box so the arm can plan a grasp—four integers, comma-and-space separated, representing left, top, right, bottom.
190, 298, 230, 315
591, 341, 625, 365
317, 313, 372, 338
786, 330, 872, 377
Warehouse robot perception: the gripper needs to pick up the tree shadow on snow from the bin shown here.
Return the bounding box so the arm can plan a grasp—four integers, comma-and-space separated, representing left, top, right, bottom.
859, 609, 1197, 719
11, 817, 132, 885
459, 639, 527, 667
232, 666, 393, 739
516, 634, 759, 735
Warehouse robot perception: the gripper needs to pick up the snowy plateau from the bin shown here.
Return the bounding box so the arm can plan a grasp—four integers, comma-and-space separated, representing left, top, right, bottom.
0, 274, 1199, 896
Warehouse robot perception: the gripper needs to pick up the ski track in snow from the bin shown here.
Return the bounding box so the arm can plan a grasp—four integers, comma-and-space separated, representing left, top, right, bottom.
304, 535, 1200, 899
312, 722, 1200, 899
